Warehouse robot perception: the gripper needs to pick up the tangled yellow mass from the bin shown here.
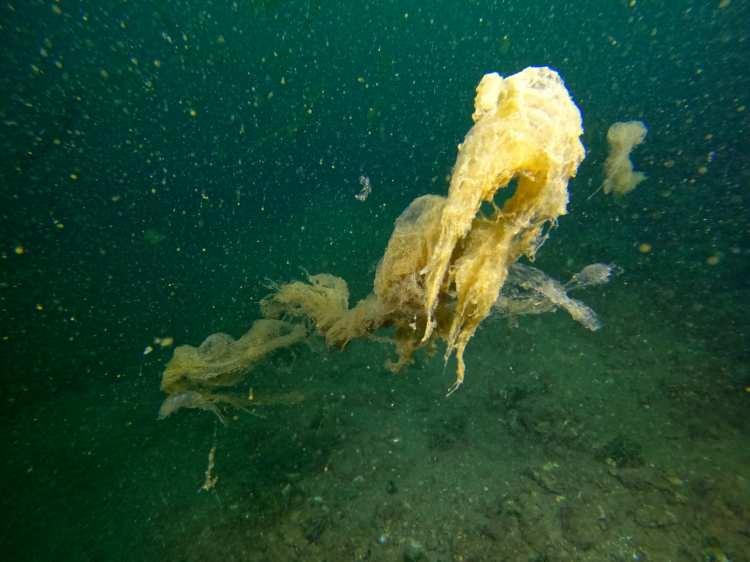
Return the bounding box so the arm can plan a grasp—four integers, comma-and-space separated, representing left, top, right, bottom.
159, 66, 588, 418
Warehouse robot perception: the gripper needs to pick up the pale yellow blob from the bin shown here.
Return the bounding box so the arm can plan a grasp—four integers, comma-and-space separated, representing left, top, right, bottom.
602, 121, 648, 196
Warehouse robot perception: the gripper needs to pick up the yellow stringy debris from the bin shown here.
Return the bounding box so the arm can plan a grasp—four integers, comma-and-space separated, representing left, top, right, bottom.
159, 67, 588, 414
261, 67, 585, 394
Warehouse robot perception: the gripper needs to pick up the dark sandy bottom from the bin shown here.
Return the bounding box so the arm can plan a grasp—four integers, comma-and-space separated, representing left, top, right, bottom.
4, 283, 748, 562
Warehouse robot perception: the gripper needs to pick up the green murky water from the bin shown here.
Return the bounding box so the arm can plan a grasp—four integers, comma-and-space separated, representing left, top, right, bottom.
1, 1, 748, 560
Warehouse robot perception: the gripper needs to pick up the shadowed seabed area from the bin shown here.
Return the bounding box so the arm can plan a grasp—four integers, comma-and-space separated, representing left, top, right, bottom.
1, 1, 748, 561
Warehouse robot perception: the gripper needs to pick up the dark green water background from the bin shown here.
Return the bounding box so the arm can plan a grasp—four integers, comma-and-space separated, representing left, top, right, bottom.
1, 1, 748, 561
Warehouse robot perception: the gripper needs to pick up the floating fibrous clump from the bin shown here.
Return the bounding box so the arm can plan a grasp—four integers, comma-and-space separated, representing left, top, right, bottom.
159, 66, 600, 421
260, 66, 586, 394
157, 319, 306, 422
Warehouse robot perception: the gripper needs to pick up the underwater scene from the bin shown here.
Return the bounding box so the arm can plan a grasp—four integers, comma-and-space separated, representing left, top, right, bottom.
1, 1, 748, 561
